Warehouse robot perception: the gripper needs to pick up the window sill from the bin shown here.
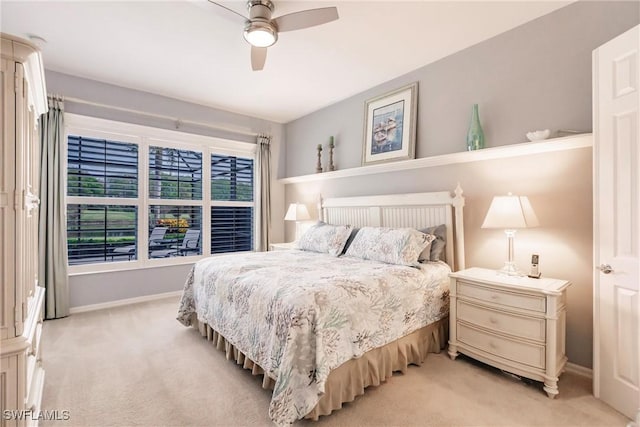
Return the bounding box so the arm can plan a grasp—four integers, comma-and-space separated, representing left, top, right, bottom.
67, 251, 253, 276
68, 258, 199, 276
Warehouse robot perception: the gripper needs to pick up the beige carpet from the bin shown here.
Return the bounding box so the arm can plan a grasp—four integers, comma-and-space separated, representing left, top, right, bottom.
41, 296, 628, 427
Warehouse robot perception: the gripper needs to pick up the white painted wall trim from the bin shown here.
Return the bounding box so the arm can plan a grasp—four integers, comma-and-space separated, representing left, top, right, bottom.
279, 134, 593, 184
565, 362, 594, 379
69, 291, 182, 314
65, 113, 257, 154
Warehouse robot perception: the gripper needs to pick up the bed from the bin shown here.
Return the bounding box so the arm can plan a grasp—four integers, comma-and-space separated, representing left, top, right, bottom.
177, 187, 465, 425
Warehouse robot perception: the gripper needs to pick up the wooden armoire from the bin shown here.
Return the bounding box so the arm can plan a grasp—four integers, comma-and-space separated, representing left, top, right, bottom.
1, 33, 48, 426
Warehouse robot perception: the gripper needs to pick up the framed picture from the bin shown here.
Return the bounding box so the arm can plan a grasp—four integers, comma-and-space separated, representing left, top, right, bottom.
362, 82, 417, 166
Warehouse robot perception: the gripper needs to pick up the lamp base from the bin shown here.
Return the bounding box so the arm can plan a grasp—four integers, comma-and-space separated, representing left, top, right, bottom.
495, 230, 525, 276
497, 261, 524, 277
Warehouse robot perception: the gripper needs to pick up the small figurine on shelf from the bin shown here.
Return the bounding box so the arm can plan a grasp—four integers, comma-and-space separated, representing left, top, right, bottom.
316, 144, 323, 173
328, 136, 336, 171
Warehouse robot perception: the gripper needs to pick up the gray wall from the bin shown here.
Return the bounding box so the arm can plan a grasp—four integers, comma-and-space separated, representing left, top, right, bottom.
46, 71, 286, 308
282, 2, 640, 369
69, 264, 193, 308
285, 1, 640, 177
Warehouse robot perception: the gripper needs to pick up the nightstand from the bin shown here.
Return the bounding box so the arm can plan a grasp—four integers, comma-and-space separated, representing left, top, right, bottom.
269, 242, 298, 251
448, 267, 571, 398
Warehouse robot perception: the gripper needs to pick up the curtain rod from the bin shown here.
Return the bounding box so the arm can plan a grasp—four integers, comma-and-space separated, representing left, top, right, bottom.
62, 96, 259, 138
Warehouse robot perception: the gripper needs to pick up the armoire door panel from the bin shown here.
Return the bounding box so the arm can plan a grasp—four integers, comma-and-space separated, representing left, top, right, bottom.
0, 57, 16, 341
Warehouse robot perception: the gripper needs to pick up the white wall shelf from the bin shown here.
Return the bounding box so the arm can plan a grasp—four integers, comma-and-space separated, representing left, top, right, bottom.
279, 134, 593, 185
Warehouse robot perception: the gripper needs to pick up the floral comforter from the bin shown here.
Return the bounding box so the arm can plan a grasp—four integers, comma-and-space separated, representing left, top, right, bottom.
177, 250, 450, 425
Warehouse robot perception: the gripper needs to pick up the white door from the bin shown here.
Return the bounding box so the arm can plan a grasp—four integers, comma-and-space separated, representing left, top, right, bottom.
593, 25, 640, 421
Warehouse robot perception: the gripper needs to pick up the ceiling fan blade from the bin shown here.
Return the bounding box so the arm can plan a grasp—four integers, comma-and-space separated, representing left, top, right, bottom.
274, 7, 339, 32
251, 46, 267, 71
206, 0, 248, 23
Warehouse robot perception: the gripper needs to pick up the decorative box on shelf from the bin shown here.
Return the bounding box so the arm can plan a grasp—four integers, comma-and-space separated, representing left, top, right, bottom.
448, 267, 571, 398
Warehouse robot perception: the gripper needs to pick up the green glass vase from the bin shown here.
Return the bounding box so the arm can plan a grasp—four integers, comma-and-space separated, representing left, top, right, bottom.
466, 104, 485, 151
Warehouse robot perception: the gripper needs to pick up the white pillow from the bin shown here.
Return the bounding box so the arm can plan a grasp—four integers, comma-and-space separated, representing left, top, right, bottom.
297, 222, 353, 256
345, 227, 435, 266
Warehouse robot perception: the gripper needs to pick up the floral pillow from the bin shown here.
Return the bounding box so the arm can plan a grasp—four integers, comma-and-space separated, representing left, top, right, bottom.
297, 222, 353, 256
345, 227, 435, 266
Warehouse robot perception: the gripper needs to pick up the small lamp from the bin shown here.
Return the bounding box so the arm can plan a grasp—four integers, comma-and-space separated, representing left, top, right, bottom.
284, 203, 311, 241
481, 193, 539, 276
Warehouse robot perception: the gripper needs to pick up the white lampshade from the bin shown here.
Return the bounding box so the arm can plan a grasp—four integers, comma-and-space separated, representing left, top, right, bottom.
284, 203, 311, 221
481, 195, 539, 229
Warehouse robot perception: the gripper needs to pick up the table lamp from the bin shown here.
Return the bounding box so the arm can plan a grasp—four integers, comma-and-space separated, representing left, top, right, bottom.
284, 203, 311, 241
481, 193, 539, 275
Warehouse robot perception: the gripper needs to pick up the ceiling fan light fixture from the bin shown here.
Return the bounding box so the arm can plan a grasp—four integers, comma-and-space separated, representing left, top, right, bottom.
208, 0, 339, 70
244, 21, 277, 47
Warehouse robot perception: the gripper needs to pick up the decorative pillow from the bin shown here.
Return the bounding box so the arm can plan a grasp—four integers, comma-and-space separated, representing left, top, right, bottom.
297, 222, 353, 256
419, 224, 446, 262
419, 237, 434, 262
345, 227, 435, 266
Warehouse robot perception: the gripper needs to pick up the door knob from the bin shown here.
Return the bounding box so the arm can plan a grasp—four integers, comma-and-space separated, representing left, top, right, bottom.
597, 264, 614, 274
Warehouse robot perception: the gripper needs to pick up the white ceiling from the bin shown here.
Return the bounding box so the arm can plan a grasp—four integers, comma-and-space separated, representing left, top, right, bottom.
1, 1, 571, 123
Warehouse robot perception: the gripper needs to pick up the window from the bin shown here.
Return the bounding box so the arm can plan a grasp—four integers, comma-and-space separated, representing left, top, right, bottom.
67, 135, 138, 198
211, 155, 253, 201
65, 115, 256, 272
211, 155, 254, 254
149, 147, 202, 200
67, 205, 138, 264
66, 136, 138, 265
148, 206, 202, 258
211, 207, 253, 253
148, 146, 203, 257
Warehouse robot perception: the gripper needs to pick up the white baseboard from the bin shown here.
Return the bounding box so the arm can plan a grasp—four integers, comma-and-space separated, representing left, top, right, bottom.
69, 291, 182, 314
565, 362, 593, 379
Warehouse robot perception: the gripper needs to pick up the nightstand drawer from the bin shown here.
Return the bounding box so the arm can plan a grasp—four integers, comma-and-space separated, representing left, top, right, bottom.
457, 280, 546, 312
458, 322, 546, 369
457, 300, 546, 341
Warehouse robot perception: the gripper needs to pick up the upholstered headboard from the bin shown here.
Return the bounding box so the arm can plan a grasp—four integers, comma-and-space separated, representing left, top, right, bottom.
319, 185, 465, 271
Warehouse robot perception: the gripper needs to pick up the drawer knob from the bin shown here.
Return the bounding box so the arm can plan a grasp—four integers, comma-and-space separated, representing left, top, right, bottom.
489, 316, 498, 324
490, 294, 499, 300
489, 341, 498, 350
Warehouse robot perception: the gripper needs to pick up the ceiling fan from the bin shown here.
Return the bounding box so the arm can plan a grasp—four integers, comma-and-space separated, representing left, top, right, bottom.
208, 0, 339, 71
